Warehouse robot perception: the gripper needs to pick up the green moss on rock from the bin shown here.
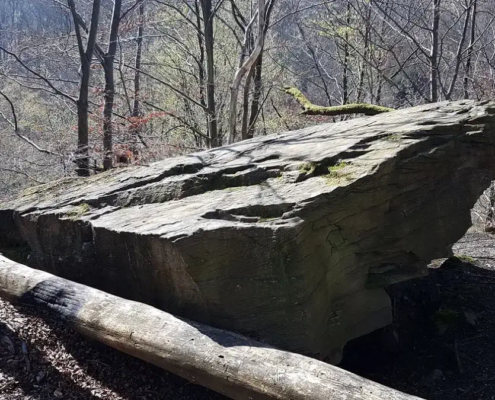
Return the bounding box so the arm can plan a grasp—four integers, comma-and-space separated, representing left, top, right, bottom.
456, 254, 476, 263
324, 162, 353, 186
284, 86, 394, 116
386, 134, 402, 142
298, 162, 318, 175
64, 203, 91, 220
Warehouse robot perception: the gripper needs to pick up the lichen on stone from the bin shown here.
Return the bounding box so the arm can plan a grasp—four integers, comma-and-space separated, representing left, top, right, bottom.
64, 203, 91, 220
298, 162, 318, 175
386, 134, 402, 142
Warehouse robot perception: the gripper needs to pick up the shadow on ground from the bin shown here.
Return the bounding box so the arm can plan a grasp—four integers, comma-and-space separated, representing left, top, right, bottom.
0, 300, 225, 400
341, 232, 495, 400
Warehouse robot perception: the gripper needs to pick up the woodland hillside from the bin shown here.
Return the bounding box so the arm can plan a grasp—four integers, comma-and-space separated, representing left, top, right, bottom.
1, 0, 494, 198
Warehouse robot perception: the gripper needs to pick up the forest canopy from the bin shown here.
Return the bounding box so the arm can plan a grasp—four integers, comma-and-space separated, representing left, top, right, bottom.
0, 0, 492, 198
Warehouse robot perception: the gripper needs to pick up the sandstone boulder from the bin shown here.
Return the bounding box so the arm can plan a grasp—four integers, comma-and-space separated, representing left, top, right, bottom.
1, 100, 495, 363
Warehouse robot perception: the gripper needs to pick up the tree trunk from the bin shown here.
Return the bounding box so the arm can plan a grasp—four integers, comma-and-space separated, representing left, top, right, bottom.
285, 87, 394, 116
200, 0, 218, 148
228, 0, 266, 144
243, 1, 276, 140
102, 69, 115, 170
102, 0, 122, 171
430, 0, 441, 102
240, 63, 255, 140
195, 0, 209, 147
357, 2, 371, 103
69, 0, 101, 177
76, 94, 90, 177
247, 54, 263, 139
464, 0, 477, 99
131, 0, 144, 156
342, 0, 351, 105
445, 1, 471, 100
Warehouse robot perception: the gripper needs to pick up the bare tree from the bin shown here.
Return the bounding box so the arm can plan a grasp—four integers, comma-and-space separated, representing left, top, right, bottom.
464, 0, 478, 99
131, 0, 145, 154
68, 0, 101, 177
102, 0, 123, 170
430, 0, 440, 102
228, 0, 267, 144
200, 0, 219, 147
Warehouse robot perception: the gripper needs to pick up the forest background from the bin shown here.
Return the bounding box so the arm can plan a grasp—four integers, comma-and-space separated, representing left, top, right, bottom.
1, 0, 492, 199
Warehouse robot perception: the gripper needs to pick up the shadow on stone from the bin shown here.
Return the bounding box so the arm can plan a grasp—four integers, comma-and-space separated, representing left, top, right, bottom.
341, 235, 495, 400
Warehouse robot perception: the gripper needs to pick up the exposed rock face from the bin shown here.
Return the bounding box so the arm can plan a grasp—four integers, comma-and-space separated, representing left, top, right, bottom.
471, 181, 495, 233
1, 100, 495, 363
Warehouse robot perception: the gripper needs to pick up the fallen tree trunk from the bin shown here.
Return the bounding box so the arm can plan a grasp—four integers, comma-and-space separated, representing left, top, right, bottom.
284, 86, 394, 116
0, 255, 422, 400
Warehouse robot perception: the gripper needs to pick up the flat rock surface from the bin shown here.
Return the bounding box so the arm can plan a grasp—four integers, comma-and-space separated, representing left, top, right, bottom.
2, 100, 495, 362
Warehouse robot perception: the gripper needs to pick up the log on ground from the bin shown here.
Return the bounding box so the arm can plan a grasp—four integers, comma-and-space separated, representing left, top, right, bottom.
0, 255, 422, 400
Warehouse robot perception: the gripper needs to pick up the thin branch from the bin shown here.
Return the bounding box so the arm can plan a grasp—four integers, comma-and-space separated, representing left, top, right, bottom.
0, 90, 18, 131
143, 100, 210, 140
0, 46, 76, 103
0, 90, 62, 157
125, 64, 208, 110
0, 167, 46, 184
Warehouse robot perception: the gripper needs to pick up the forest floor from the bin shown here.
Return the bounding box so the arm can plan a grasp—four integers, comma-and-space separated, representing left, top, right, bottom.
0, 300, 226, 399
1, 231, 495, 399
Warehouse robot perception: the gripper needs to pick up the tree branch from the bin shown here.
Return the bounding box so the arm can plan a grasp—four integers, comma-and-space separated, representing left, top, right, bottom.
0, 167, 46, 184
125, 64, 208, 110
0, 46, 76, 103
0, 90, 63, 157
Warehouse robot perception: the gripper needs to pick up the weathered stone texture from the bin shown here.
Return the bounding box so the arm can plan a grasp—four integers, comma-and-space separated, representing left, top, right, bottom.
471, 181, 495, 232
2, 100, 495, 363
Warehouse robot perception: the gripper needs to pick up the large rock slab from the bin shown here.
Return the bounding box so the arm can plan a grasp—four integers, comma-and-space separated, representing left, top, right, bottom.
2, 100, 495, 363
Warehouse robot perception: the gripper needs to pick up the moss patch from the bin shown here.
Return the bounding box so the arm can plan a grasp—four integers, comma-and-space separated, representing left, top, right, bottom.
386, 134, 402, 142
284, 86, 394, 116
456, 254, 475, 263
324, 162, 353, 186
328, 161, 349, 172
298, 162, 318, 175
64, 203, 91, 220
324, 173, 353, 186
